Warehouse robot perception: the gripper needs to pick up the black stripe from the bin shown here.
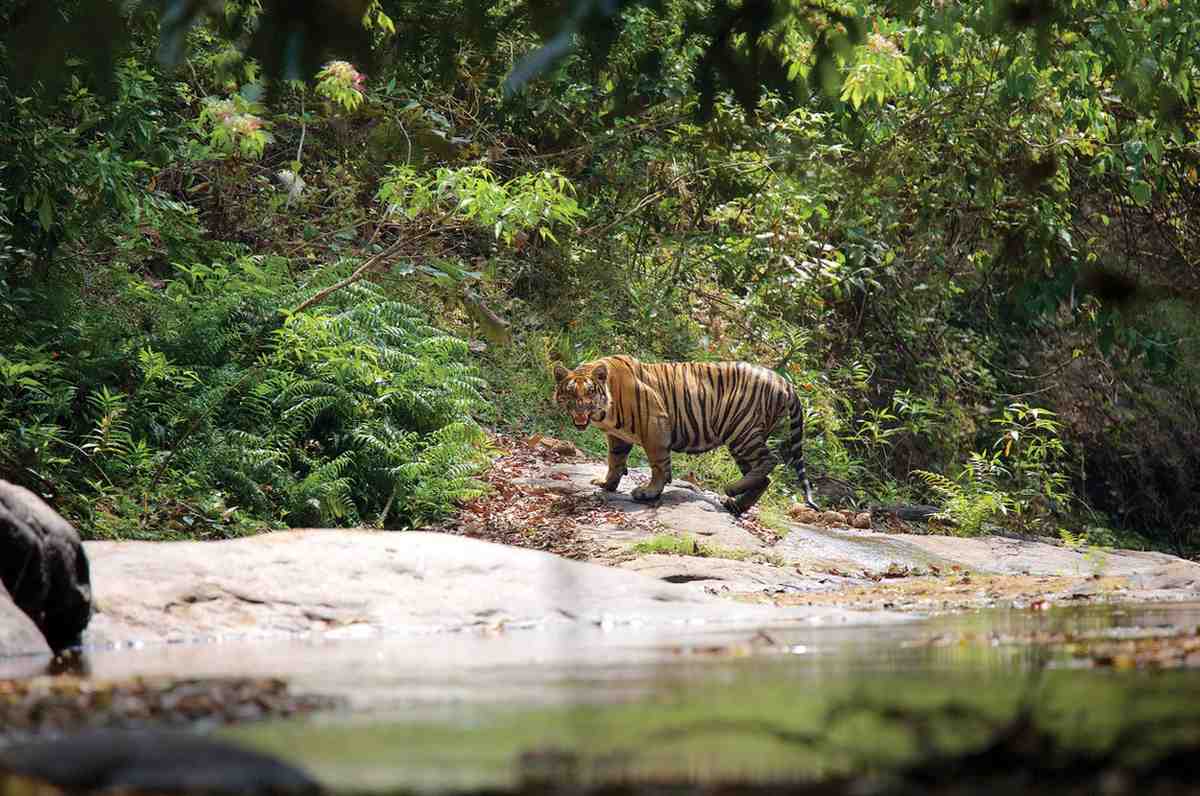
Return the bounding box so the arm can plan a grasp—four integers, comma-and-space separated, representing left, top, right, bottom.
789, 394, 805, 450
728, 423, 757, 454
713, 365, 744, 436
740, 376, 764, 423
713, 366, 726, 435
695, 366, 711, 442
667, 368, 683, 448
630, 381, 641, 434
677, 367, 695, 450
637, 378, 649, 434
680, 367, 702, 449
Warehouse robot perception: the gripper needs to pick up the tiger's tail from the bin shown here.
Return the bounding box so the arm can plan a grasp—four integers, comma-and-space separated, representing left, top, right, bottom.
779, 390, 819, 509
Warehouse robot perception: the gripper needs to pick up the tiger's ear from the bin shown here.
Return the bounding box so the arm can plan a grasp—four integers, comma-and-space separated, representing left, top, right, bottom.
553, 364, 570, 383
593, 363, 608, 384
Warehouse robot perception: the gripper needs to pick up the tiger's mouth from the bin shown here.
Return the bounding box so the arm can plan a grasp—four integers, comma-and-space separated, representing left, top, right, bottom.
571, 411, 590, 429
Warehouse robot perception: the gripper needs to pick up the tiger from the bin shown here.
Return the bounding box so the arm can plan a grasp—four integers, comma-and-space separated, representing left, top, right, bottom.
553, 355, 818, 515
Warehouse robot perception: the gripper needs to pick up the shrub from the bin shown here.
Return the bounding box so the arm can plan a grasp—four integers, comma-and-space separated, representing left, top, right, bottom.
0, 258, 492, 538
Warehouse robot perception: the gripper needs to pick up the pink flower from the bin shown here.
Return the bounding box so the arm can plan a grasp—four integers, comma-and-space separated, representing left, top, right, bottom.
322, 60, 366, 94
866, 33, 901, 57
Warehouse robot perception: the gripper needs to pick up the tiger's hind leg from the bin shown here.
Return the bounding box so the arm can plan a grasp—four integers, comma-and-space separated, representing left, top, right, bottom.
722, 433, 778, 516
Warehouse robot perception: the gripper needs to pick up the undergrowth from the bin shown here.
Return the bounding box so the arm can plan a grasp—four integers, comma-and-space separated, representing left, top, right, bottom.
0, 258, 492, 538
4, 2, 1200, 552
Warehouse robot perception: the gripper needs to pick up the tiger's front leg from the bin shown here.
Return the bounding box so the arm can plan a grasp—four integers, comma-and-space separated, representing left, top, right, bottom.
631, 422, 672, 501
592, 435, 633, 491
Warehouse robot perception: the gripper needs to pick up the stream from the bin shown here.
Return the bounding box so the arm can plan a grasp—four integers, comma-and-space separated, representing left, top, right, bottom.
7, 600, 1200, 792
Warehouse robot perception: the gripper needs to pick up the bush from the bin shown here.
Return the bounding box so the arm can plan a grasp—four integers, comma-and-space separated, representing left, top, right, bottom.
0, 258, 492, 538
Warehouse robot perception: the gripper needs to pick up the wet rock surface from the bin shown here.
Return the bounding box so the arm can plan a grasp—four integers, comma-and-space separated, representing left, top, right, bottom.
1127, 561, 1200, 594
0, 481, 93, 652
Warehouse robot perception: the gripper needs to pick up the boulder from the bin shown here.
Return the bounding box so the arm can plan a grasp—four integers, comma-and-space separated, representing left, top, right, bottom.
0, 580, 50, 656
0, 480, 93, 652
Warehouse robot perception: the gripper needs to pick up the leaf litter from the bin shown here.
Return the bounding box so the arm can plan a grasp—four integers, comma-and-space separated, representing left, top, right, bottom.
439, 435, 699, 559
0, 675, 339, 747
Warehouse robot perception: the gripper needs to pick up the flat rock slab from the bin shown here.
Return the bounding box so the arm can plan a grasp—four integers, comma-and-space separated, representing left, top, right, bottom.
522, 464, 767, 558
82, 530, 888, 648
1127, 562, 1200, 596
773, 525, 957, 573
865, 533, 1191, 578
772, 526, 1189, 579
620, 554, 861, 597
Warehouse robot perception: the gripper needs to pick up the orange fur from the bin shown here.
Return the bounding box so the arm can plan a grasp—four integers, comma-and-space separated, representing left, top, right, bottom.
554, 355, 817, 514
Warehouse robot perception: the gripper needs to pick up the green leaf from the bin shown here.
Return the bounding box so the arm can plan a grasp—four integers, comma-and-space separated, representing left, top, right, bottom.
1130, 179, 1152, 205
38, 196, 54, 230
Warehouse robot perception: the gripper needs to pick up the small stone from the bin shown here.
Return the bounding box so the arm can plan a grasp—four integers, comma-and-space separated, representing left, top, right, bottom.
534, 436, 580, 456
819, 511, 847, 526
852, 512, 872, 529
788, 506, 820, 523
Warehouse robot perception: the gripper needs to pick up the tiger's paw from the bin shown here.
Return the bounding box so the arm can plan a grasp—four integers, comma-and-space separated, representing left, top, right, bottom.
590, 477, 620, 492
722, 497, 746, 517
631, 484, 664, 502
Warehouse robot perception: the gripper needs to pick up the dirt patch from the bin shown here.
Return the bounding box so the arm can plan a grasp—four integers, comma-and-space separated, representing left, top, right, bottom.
440, 435, 777, 559
436, 435, 597, 559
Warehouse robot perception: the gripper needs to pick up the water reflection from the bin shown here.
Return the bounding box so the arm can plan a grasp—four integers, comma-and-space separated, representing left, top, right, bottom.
4, 602, 1200, 791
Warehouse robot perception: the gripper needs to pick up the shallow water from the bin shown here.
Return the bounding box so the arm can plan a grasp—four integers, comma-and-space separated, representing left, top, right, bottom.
12, 601, 1195, 791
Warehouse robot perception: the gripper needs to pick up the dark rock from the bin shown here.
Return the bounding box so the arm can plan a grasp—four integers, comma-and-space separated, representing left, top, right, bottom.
0, 729, 321, 794
869, 504, 941, 521
0, 580, 50, 656
0, 480, 93, 652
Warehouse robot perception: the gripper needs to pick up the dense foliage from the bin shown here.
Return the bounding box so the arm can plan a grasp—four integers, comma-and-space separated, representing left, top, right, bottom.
1, 1, 1198, 550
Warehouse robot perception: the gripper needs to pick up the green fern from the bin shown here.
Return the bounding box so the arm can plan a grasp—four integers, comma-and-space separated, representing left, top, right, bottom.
0, 256, 493, 537
914, 452, 1013, 536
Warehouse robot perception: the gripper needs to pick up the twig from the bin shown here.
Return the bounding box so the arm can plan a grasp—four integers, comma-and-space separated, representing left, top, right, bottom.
290, 238, 406, 314
295, 95, 306, 165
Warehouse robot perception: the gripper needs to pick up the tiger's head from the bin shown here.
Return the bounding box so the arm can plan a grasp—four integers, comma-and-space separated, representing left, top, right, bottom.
553, 362, 610, 430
